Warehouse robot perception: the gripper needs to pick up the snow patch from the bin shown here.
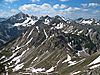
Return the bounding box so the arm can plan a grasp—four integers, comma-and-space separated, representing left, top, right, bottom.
52, 23, 56, 26
15, 46, 21, 50
43, 29, 48, 38
29, 20, 37, 25
14, 17, 37, 27
46, 66, 55, 73
76, 49, 90, 57
36, 26, 40, 33
33, 57, 38, 61
81, 20, 93, 24
26, 38, 33, 45
61, 16, 66, 21
63, 30, 68, 34
5, 65, 8, 75
72, 71, 81, 75
14, 23, 22, 26
68, 61, 77, 66
89, 56, 100, 66
27, 28, 34, 38
55, 23, 64, 29
61, 53, 77, 66
3, 51, 19, 64
12, 50, 27, 65
32, 68, 45, 73
44, 18, 50, 25
90, 64, 100, 69
13, 63, 24, 72
50, 34, 54, 38
62, 54, 71, 63
23, 17, 31, 24
50, 27, 54, 30
0, 56, 5, 60
77, 30, 84, 35
68, 42, 73, 49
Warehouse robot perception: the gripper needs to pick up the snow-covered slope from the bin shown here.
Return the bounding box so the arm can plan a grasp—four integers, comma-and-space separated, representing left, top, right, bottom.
76, 18, 100, 25
14, 17, 37, 27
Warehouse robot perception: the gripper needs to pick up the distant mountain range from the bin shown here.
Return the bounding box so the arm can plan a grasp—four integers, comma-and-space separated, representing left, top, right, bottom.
0, 12, 100, 75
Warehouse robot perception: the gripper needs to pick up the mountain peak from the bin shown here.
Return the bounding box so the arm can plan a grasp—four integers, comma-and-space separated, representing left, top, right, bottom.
17, 12, 24, 15
54, 15, 65, 21
13, 12, 29, 19
55, 15, 62, 19
7, 12, 29, 24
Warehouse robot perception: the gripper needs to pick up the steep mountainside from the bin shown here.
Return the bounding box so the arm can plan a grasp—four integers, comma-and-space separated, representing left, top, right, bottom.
0, 14, 100, 75
0, 12, 37, 47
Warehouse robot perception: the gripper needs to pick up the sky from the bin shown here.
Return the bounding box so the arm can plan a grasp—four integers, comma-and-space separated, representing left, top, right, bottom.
0, 0, 100, 19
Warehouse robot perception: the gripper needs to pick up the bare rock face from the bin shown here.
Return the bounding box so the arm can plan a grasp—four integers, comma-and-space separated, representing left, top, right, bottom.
0, 13, 100, 75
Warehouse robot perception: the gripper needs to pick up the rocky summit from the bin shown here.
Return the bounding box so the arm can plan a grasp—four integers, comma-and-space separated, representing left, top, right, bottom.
0, 13, 100, 75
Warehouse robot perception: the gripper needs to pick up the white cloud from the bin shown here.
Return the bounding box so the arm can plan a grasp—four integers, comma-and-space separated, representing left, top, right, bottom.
60, 7, 90, 16
41, 3, 52, 10
53, 4, 60, 9
19, 3, 54, 12
82, 9, 89, 12
61, 4, 67, 9
62, 7, 90, 14
81, 3, 100, 7
32, 0, 40, 2
0, 9, 19, 17
53, 4, 67, 9
19, 3, 68, 17
58, 7, 82, 15
18, 3, 100, 19
0, 12, 5, 17
92, 10, 100, 14
19, 3, 86, 17
60, 0, 69, 2
88, 3, 100, 7
95, 10, 100, 13
81, 4, 88, 7
19, 3, 56, 16
65, 7, 81, 12
4, 0, 18, 3
19, 4, 34, 11
10, 9, 19, 14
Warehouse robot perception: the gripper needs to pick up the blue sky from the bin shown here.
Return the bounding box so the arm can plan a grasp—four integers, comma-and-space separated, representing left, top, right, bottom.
0, 0, 100, 19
